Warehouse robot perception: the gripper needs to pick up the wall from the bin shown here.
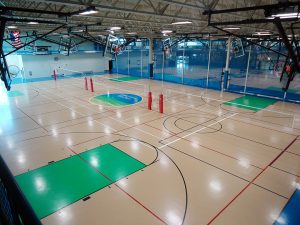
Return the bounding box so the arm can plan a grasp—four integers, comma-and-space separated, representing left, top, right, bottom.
22, 53, 109, 78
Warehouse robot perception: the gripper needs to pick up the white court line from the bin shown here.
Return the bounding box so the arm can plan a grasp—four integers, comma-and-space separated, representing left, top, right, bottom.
167, 89, 296, 117
158, 113, 238, 149
35, 86, 159, 151
56, 68, 146, 87
61, 73, 148, 97
32, 78, 237, 145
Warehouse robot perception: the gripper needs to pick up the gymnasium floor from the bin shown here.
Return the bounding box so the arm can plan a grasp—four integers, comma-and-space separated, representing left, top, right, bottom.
0, 74, 300, 225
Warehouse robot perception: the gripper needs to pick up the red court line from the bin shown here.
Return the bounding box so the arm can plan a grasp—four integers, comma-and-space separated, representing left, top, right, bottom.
206, 135, 299, 225
67, 146, 167, 225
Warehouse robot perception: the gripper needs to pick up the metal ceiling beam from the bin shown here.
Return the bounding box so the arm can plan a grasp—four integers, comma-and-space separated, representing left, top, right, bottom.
208, 17, 299, 26
212, 25, 288, 57
25, 0, 207, 23
274, 17, 300, 72
157, 0, 205, 10
0, 16, 65, 24
4, 24, 66, 56
0, 6, 68, 16
203, 1, 300, 15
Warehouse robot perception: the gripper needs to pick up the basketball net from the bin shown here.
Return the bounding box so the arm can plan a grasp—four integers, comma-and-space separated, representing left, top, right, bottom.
164, 47, 170, 56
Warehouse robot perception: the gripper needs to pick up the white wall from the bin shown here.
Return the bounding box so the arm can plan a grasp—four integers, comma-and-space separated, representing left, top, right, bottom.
22, 53, 109, 78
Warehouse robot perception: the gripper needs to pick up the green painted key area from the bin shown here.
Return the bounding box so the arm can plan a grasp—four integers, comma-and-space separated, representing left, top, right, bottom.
109, 76, 141, 82
223, 95, 277, 111
15, 144, 145, 219
80, 144, 145, 182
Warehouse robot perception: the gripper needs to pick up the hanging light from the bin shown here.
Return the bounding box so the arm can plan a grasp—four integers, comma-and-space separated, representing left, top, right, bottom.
171, 21, 192, 25
223, 27, 240, 30
110, 27, 121, 31
161, 30, 173, 34
7, 26, 17, 29
28, 22, 39, 25
79, 6, 98, 15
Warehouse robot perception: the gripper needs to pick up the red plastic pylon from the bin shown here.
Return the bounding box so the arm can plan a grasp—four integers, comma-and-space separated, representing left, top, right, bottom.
159, 94, 163, 113
85, 77, 88, 90
148, 91, 152, 110
90, 77, 94, 92
53, 69, 57, 81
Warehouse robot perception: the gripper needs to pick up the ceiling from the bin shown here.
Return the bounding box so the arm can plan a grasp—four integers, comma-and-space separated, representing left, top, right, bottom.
0, 0, 299, 38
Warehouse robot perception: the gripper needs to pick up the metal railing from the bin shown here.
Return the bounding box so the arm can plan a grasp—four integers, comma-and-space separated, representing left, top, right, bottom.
0, 155, 42, 225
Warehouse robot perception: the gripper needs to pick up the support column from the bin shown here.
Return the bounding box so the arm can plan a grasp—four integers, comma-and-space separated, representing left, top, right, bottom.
0, 19, 11, 90
148, 37, 154, 78
243, 45, 252, 93
182, 40, 186, 84
206, 37, 212, 88
223, 36, 232, 91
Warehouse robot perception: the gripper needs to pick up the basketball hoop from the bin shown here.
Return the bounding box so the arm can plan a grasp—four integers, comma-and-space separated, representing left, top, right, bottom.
164, 47, 170, 56
273, 61, 284, 78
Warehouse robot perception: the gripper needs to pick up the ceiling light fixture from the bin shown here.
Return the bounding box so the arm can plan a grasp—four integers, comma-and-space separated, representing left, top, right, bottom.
28, 22, 39, 25
271, 12, 299, 18
253, 31, 271, 36
171, 21, 192, 25
162, 30, 173, 34
127, 32, 137, 35
110, 27, 121, 31
79, 6, 98, 15
223, 27, 240, 30
7, 26, 17, 29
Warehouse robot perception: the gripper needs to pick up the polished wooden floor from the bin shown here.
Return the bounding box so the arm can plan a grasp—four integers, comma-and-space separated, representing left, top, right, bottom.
0, 74, 299, 225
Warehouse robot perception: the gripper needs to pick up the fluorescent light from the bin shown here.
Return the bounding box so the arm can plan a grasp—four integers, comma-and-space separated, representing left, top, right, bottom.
223, 27, 240, 30
267, 12, 300, 19
162, 30, 172, 34
79, 7, 98, 15
171, 21, 192, 25
271, 12, 299, 18
253, 32, 271, 36
127, 32, 137, 35
28, 22, 39, 25
79, 10, 98, 15
110, 27, 121, 31
7, 26, 17, 29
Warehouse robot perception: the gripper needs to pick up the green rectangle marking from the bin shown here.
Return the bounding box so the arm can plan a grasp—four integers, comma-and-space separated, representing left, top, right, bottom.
223, 95, 277, 111
15, 144, 145, 219
80, 144, 145, 182
109, 76, 141, 82
15, 156, 110, 219
7, 91, 24, 97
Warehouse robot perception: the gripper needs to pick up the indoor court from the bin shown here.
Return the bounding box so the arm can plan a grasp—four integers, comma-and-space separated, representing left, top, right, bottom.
0, 1, 300, 225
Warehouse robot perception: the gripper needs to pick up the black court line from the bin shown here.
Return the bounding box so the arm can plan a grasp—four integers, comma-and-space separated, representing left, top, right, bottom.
179, 116, 285, 151
164, 143, 288, 199
270, 166, 300, 177
160, 112, 229, 143
155, 121, 264, 170
15, 106, 49, 133
286, 151, 300, 157
160, 113, 284, 159
160, 134, 264, 170
229, 117, 299, 136
206, 135, 298, 225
